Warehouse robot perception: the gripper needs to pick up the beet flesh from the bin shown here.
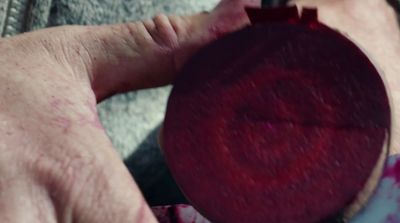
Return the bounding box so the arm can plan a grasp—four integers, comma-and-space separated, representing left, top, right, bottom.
163, 9, 391, 223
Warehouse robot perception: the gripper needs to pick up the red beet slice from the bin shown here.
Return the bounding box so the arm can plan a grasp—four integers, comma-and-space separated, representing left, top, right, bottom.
163, 7, 391, 223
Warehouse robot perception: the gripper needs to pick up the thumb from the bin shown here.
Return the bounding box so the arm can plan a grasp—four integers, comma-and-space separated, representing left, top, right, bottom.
35, 0, 261, 101
172, 0, 261, 67
210, 0, 261, 34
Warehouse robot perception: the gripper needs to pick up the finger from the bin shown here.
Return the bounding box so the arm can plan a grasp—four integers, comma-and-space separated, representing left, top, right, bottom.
66, 14, 206, 101
143, 19, 156, 40
205, 0, 261, 40
152, 14, 179, 47
216, 0, 261, 9
82, 1, 262, 100
27, 1, 262, 102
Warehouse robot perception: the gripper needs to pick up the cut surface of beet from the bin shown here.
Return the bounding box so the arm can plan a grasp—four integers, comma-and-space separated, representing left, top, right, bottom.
163, 9, 391, 223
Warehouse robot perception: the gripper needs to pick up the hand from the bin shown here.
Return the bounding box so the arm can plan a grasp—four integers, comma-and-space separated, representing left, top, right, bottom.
0, 0, 260, 222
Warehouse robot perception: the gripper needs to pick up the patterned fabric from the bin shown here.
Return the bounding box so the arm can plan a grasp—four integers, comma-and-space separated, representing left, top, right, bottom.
0, 0, 31, 37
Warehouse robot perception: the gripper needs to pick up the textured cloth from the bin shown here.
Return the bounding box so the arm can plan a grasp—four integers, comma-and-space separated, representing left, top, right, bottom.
0, 0, 30, 37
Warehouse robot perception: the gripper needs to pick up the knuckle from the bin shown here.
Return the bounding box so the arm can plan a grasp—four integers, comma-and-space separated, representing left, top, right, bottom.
31, 148, 99, 198
28, 148, 106, 219
153, 14, 179, 47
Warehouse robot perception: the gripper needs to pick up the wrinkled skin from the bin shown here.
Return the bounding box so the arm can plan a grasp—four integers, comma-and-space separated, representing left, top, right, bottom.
0, 0, 398, 223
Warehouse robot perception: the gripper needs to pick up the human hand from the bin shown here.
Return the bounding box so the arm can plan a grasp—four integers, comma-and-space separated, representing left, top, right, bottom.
0, 0, 260, 222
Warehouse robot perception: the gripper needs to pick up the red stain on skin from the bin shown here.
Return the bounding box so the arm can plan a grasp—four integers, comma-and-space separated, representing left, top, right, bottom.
85, 99, 97, 114
208, 26, 228, 40
135, 198, 148, 223
168, 206, 183, 223
77, 113, 103, 129
50, 99, 62, 110
386, 214, 400, 223
77, 100, 103, 129
50, 98, 74, 110
152, 205, 208, 223
383, 158, 400, 185
53, 117, 72, 133
49, 97, 102, 130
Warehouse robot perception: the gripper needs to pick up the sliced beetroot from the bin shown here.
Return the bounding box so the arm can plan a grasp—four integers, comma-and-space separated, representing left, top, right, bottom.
163, 7, 391, 223
245, 6, 299, 24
